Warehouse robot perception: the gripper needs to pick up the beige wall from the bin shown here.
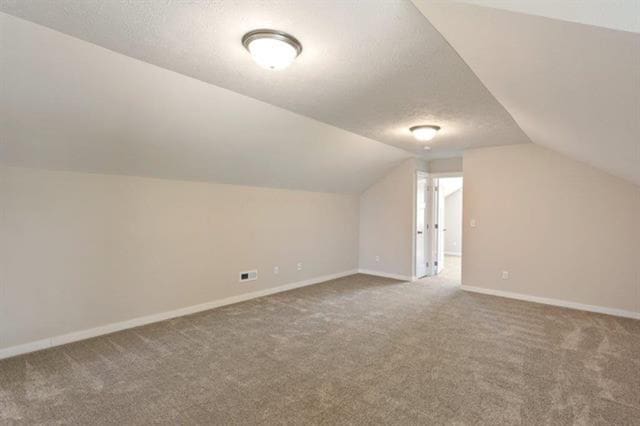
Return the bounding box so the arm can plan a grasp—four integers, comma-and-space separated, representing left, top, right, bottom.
357, 157, 461, 279
428, 157, 463, 174
5, 143, 637, 351
463, 144, 640, 313
0, 167, 359, 349
358, 159, 417, 278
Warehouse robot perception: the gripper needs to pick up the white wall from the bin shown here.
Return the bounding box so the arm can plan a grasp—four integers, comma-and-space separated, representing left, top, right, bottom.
0, 167, 359, 350
358, 159, 418, 279
462, 144, 640, 315
444, 188, 463, 256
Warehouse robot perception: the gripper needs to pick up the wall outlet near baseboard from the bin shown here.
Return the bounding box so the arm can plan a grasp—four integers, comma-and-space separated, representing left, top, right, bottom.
239, 270, 258, 282
501, 271, 509, 280
375, 256, 380, 262
273, 266, 279, 274
297, 262, 303, 271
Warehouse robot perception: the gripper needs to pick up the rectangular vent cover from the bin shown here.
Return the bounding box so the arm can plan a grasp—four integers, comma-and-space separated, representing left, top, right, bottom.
239, 270, 258, 282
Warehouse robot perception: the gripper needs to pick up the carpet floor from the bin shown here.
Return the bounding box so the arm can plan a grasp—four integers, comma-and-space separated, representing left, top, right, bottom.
0, 273, 638, 425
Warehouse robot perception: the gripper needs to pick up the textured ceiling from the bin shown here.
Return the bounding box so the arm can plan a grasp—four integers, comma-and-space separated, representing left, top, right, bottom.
0, 0, 530, 158
0, 13, 410, 193
455, 0, 640, 33
414, 0, 640, 185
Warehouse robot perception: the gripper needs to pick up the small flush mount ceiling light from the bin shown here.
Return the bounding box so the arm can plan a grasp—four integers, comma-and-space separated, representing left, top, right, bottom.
242, 29, 302, 70
410, 125, 441, 142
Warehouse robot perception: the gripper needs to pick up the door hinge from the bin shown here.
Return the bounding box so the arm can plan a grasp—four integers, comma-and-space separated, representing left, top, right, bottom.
435, 223, 439, 229
434, 261, 438, 267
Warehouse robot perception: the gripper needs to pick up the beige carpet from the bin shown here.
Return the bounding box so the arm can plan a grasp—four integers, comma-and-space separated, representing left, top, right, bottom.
1, 273, 638, 425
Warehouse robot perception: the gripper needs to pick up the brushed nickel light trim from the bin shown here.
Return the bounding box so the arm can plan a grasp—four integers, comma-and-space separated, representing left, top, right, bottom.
409, 125, 441, 133
242, 29, 303, 56
410, 125, 441, 142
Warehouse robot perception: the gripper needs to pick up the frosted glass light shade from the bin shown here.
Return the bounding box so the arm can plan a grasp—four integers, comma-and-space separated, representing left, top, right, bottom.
242, 30, 302, 71
410, 125, 441, 141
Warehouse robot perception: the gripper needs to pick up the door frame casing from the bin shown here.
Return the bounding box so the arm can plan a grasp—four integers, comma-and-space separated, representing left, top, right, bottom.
412, 171, 464, 280
413, 171, 429, 279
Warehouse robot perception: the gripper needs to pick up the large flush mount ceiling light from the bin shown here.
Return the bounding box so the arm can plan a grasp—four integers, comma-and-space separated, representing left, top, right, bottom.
410, 125, 441, 142
242, 29, 302, 70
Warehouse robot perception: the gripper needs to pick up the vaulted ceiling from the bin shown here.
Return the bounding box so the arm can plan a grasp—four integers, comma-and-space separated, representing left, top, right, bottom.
1, 0, 637, 191
412, 0, 640, 185
0, 12, 411, 193
0, 0, 530, 192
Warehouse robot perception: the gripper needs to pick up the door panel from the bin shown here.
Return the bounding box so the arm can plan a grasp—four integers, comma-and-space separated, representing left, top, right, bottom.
415, 175, 428, 277
437, 180, 445, 273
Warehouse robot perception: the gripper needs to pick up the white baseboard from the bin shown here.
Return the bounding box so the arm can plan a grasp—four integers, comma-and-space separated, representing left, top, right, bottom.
444, 252, 462, 257
461, 285, 640, 320
358, 269, 412, 281
0, 269, 358, 360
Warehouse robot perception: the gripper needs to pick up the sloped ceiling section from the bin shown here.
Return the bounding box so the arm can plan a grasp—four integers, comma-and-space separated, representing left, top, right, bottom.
0, 0, 530, 158
454, 0, 640, 33
413, 0, 640, 186
0, 13, 410, 194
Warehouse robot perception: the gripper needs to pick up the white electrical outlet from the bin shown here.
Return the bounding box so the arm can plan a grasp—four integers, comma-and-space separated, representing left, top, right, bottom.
375, 256, 380, 262
297, 262, 303, 271
273, 266, 279, 274
239, 270, 258, 282
501, 271, 509, 280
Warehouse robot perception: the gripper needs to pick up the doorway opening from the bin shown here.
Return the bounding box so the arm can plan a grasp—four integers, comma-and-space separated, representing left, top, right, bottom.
434, 176, 463, 283
414, 173, 463, 284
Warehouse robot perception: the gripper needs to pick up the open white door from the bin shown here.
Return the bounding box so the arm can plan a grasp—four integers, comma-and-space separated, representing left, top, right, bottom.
436, 179, 445, 274
415, 173, 428, 278
423, 176, 437, 276
417, 173, 451, 278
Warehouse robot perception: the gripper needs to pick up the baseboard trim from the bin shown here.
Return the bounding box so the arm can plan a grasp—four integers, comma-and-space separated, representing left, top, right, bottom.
0, 269, 358, 360
461, 285, 640, 320
358, 269, 412, 281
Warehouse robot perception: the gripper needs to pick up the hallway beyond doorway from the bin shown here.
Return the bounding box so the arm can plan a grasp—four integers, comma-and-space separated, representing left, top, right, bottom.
440, 255, 461, 284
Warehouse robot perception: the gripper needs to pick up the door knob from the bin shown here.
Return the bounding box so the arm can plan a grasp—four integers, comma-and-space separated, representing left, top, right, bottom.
417, 231, 423, 234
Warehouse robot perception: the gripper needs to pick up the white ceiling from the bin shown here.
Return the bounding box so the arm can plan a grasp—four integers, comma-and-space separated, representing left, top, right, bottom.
0, 12, 411, 194
413, 0, 640, 185
0, 0, 530, 159
455, 0, 640, 33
